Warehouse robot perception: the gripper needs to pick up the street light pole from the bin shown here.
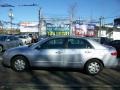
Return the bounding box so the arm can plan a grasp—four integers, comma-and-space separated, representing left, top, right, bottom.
8, 8, 14, 30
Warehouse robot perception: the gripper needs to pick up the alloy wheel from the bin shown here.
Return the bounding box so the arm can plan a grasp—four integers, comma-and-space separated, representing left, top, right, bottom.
88, 62, 100, 74
14, 59, 26, 71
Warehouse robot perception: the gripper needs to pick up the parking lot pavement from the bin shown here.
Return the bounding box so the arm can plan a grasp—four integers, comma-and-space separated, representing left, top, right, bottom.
0, 65, 120, 90
0, 54, 120, 90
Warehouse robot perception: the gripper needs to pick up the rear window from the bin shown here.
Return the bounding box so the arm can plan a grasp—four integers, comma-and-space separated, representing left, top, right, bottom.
0, 36, 7, 41
67, 38, 93, 49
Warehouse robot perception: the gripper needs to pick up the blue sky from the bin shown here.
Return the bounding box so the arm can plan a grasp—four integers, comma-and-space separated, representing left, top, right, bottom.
0, 0, 120, 24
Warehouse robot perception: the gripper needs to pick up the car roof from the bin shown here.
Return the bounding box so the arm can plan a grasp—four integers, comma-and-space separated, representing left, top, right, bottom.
0, 35, 14, 37
47, 36, 87, 39
44, 36, 99, 42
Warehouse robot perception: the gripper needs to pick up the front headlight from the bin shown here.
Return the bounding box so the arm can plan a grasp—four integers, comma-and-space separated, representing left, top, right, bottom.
3, 50, 8, 57
3, 48, 12, 57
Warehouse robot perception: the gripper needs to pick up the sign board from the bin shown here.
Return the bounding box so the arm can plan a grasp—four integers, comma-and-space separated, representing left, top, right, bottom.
20, 22, 38, 32
46, 20, 70, 36
73, 23, 96, 36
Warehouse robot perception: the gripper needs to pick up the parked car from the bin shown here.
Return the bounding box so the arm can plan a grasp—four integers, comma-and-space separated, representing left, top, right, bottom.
100, 37, 113, 44
0, 35, 23, 53
87, 37, 113, 45
2, 36, 118, 75
16, 35, 32, 45
107, 40, 120, 57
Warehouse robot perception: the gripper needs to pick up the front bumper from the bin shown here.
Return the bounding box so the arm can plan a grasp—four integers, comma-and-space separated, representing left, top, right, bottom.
2, 52, 11, 67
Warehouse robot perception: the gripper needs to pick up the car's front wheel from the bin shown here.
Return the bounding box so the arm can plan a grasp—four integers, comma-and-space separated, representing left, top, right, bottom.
85, 59, 103, 75
11, 56, 29, 72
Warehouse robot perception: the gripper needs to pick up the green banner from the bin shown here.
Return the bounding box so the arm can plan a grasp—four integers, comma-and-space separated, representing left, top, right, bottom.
46, 23, 70, 36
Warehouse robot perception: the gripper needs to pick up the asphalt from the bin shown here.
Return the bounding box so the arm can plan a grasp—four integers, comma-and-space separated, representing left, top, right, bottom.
0, 53, 120, 90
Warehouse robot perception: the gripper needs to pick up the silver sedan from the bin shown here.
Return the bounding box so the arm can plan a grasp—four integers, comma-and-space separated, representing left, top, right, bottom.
0, 35, 23, 53
2, 36, 118, 75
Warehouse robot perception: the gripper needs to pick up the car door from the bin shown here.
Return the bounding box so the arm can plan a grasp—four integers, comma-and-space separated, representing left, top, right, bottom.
63, 38, 94, 68
32, 38, 66, 67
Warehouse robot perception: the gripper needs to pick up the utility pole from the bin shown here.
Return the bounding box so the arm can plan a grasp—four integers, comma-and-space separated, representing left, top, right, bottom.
38, 7, 41, 36
99, 16, 104, 37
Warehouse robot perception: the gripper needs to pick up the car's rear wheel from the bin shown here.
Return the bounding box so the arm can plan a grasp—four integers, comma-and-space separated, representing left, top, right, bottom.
11, 56, 29, 72
85, 59, 103, 75
0, 45, 3, 53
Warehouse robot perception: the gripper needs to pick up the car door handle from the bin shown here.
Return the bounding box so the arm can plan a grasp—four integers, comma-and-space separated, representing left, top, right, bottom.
56, 51, 63, 54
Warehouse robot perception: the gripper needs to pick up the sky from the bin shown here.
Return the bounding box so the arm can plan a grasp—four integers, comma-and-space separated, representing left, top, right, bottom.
0, 0, 120, 24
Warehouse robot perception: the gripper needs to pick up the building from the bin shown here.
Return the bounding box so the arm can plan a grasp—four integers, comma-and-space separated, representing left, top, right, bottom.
20, 22, 38, 33
19, 21, 46, 36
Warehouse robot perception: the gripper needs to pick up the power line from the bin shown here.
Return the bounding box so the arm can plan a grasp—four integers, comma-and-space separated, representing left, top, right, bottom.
0, 3, 38, 7
18, 3, 38, 7
0, 3, 15, 7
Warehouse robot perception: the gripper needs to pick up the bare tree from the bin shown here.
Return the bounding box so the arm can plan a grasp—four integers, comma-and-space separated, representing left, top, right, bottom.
68, 2, 77, 21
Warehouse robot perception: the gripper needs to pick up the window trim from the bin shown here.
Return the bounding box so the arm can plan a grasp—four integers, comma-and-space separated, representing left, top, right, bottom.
66, 38, 94, 49
40, 38, 67, 49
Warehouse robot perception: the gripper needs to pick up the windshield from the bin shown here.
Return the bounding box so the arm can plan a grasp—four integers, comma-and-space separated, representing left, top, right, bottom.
29, 37, 49, 47
19, 36, 26, 38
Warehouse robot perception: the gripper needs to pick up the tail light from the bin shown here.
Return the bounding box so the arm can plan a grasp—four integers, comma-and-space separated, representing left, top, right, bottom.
111, 52, 117, 56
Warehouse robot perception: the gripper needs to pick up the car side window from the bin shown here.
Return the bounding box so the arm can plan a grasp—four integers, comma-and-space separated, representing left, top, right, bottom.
14, 37, 19, 41
111, 40, 119, 45
115, 41, 120, 44
6, 36, 12, 41
67, 38, 92, 49
9, 36, 14, 41
41, 38, 65, 49
0, 36, 7, 41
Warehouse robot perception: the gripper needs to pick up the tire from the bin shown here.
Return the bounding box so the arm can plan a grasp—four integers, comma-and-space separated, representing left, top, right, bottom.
85, 59, 103, 75
11, 56, 29, 72
0, 45, 3, 53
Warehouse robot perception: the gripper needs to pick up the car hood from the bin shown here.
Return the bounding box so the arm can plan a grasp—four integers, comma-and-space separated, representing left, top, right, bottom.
6, 46, 30, 52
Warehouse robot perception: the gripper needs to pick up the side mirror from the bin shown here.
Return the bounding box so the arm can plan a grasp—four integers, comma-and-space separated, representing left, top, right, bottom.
6, 39, 10, 42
